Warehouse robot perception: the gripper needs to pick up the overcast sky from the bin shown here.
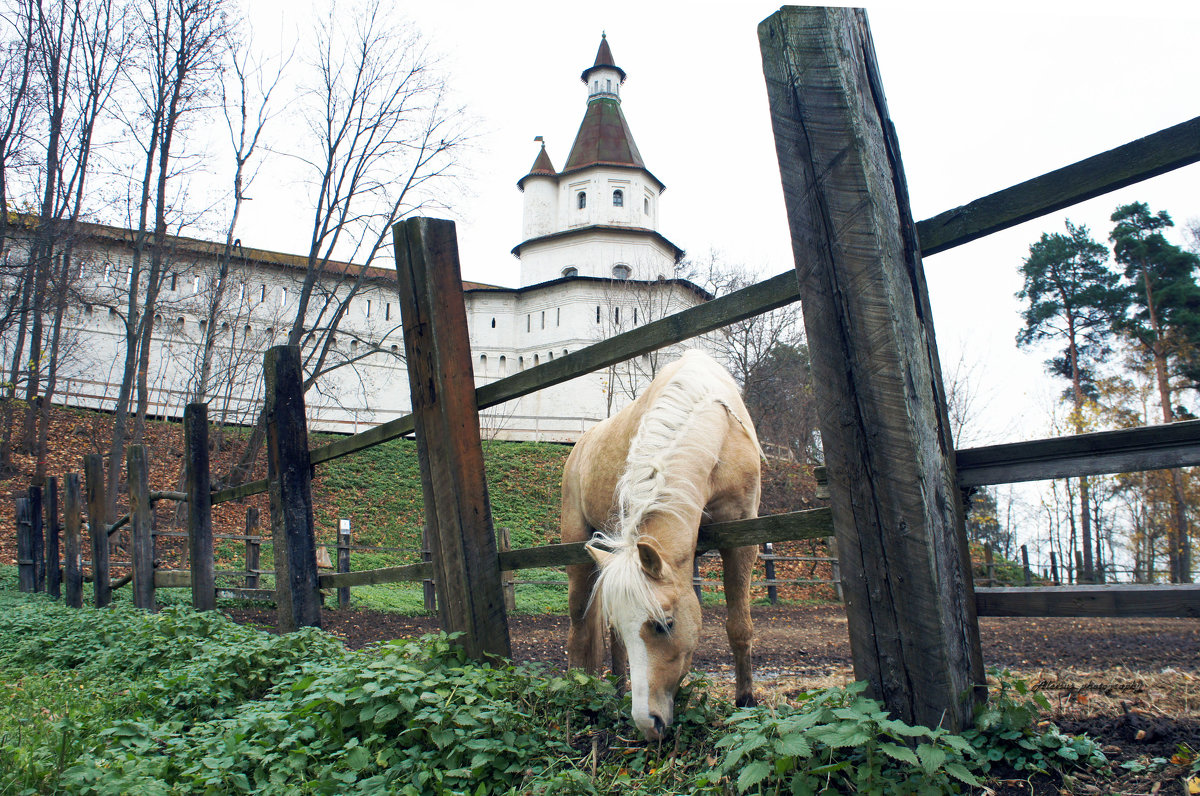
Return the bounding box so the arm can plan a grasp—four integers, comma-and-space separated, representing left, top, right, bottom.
238, 0, 1199, 450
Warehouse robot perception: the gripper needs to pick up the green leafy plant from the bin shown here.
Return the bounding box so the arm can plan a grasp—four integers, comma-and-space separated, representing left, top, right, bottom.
963, 669, 1107, 775
704, 681, 980, 795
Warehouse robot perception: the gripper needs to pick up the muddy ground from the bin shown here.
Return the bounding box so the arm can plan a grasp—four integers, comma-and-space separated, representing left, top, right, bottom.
226, 602, 1200, 795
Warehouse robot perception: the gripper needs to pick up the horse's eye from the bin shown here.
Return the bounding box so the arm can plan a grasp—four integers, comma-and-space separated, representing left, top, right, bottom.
652, 618, 674, 636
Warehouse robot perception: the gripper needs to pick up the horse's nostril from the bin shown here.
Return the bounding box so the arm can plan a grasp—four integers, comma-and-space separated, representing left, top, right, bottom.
651, 713, 666, 737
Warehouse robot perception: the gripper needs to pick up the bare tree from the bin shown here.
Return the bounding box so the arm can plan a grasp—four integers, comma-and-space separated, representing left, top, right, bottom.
227, 4, 466, 484
103, 0, 229, 512
188, 30, 287, 407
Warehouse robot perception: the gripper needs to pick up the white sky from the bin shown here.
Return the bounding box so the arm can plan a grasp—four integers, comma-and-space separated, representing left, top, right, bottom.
238, 0, 1200, 453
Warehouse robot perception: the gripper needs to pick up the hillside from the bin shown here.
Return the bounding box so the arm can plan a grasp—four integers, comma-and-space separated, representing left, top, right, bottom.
1, 403, 832, 607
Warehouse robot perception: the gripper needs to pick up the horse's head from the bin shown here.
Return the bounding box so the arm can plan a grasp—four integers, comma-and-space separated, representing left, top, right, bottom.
587, 536, 701, 741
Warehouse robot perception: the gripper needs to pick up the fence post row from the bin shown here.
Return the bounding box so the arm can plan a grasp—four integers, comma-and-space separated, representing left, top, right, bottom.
393, 216, 511, 660
128, 445, 155, 611
759, 7, 984, 731
46, 477, 60, 599
64, 473, 83, 608
84, 453, 110, 608
185, 403, 215, 611
265, 344, 322, 632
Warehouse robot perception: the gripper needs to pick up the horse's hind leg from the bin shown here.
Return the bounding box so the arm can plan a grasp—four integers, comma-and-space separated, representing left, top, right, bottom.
567, 562, 605, 673
720, 544, 758, 708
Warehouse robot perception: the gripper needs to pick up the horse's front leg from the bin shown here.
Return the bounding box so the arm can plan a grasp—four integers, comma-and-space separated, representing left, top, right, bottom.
567, 562, 605, 673
720, 544, 758, 708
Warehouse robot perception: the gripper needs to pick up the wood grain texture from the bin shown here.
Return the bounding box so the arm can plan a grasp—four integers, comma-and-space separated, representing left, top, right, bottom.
185, 404, 215, 611
760, 7, 982, 731
64, 473, 82, 608
128, 445, 155, 611
394, 217, 511, 660
84, 454, 110, 607
976, 585, 1200, 618
265, 345, 322, 631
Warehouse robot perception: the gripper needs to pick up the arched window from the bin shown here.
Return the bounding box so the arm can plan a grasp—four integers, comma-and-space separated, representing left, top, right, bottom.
614, 307, 620, 324
479, 354, 487, 376
561, 266, 578, 278
612, 263, 631, 280
644, 197, 650, 214
499, 355, 507, 376
490, 317, 496, 328
533, 354, 540, 367
612, 189, 624, 207
596, 306, 601, 324
577, 191, 586, 209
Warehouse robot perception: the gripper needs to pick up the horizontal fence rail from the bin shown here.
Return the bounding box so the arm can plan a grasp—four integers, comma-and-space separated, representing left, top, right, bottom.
956, 419, 1200, 486
209, 114, 1200, 507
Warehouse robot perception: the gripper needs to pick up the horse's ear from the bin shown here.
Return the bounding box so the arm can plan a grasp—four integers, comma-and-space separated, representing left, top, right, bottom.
636, 539, 667, 581
586, 542, 613, 568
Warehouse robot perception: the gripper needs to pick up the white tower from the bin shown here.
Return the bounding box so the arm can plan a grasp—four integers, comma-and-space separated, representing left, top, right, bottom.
513, 34, 683, 287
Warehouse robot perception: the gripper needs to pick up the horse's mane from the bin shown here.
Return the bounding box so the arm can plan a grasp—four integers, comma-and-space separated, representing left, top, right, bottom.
589, 351, 754, 626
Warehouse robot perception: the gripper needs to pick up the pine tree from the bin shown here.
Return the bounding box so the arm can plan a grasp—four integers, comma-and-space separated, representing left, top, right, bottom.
1017, 220, 1124, 582
1110, 202, 1200, 582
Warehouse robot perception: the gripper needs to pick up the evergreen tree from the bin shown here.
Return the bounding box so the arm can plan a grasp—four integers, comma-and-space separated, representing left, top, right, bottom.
1110, 202, 1200, 582
1017, 220, 1124, 581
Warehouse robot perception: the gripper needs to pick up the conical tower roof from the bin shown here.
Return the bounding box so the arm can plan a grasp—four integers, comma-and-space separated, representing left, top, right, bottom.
562, 35, 660, 188
517, 140, 556, 190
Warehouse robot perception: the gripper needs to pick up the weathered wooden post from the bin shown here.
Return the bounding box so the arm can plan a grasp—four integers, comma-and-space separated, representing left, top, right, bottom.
265, 344, 321, 631
827, 536, 844, 602
84, 454, 111, 607
29, 486, 45, 592
337, 518, 351, 610
16, 496, 32, 592
244, 507, 260, 589
1050, 550, 1060, 585
185, 403, 215, 611
64, 473, 83, 608
760, 7, 983, 729
1021, 544, 1032, 586
394, 217, 511, 659
497, 526, 516, 613
762, 543, 778, 605
46, 477, 61, 598
421, 526, 436, 612
128, 445, 155, 611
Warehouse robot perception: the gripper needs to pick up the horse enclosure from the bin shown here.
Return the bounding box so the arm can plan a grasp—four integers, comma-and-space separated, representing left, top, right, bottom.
12, 8, 1200, 731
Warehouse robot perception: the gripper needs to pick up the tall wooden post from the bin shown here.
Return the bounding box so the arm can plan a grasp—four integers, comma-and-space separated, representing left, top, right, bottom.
185, 403, 215, 611
16, 496, 32, 592
64, 473, 83, 608
1021, 545, 1032, 586
245, 507, 260, 588
29, 486, 44, 592
393, 217, 511, 659
46, 477, 61, 598
1050, 550, 1060, 585
337, 518, 351, 610
759, 7, 983, 730
128, 445, 155, 610
84, 454, 111, 607
265, 345, 321, 631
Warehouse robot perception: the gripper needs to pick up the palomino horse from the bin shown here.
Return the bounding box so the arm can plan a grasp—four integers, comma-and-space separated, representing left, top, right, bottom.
562, 350, 761, 740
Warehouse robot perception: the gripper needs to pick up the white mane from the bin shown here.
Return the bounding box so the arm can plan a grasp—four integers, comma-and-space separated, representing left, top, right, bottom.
590, 351, 747, 626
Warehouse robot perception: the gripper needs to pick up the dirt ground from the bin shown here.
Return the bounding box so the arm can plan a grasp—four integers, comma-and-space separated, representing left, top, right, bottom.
226, 602, 1200, 795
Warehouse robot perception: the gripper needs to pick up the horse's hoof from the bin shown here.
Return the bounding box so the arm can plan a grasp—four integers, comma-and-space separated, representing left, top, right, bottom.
736, 693, 758, 709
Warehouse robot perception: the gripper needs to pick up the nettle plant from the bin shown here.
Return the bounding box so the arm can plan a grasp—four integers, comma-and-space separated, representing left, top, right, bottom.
963, 669, 1107, 776
702, 681, 981, 795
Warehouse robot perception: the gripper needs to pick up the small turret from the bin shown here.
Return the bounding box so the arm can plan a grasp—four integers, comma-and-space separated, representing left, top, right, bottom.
519, 138, 558, 241
581, 32, 626, 100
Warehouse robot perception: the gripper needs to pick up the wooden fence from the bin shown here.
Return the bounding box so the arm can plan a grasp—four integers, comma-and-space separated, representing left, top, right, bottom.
10, 8, 1200, 731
